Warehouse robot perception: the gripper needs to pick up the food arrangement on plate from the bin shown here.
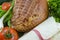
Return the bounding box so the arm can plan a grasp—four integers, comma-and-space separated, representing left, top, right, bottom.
0, 0, 60, 40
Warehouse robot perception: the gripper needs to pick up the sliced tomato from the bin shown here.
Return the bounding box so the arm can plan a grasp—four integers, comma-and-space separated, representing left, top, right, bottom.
2, 2, 11, 10
1, 27, 18, 40
0, 32, 5, 40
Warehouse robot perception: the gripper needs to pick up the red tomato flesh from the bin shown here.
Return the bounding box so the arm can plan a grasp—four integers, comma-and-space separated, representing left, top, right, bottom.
2, 2, 11, 10
1, 27, 19, 40
0, 32, 5, 40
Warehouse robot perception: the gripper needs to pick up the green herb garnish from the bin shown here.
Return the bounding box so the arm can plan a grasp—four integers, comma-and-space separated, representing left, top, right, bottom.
48, 0, 60, 22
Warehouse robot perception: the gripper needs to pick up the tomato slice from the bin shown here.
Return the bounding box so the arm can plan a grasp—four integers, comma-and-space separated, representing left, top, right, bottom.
1, 27, 18, 40
0, 32, 5, 40
2, 2, 11, 10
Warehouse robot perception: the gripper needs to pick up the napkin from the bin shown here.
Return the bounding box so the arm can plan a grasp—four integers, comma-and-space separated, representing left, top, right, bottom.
19, 17, 60, 40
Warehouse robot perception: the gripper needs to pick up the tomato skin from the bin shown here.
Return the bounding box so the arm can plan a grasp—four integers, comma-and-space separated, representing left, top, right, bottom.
2, 2, 11, 10
1, 27, 18, 40
0, 32, 5, 40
